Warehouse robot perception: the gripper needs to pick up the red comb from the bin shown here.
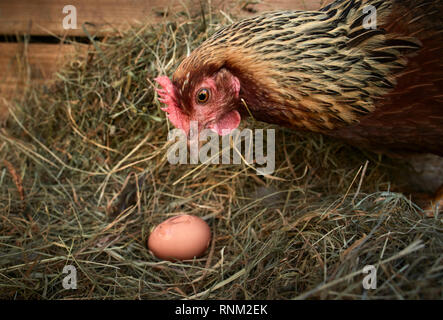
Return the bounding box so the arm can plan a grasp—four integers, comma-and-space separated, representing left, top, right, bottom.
154, 76, 190, 133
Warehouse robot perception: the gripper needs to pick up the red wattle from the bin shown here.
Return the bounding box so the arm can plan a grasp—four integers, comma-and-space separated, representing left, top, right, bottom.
210, 110, 241, 135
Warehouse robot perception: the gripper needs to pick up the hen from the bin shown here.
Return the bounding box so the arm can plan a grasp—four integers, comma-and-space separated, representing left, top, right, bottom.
155, 0, 443, 201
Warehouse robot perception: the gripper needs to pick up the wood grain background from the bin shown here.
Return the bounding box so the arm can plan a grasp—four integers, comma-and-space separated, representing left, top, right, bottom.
0, 0, 330, 120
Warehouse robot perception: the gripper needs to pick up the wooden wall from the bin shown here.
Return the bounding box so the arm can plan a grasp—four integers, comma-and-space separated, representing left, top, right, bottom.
0, 0, 329, 121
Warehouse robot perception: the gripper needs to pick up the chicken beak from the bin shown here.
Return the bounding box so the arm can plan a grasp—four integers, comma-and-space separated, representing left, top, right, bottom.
186, 120, 207, 149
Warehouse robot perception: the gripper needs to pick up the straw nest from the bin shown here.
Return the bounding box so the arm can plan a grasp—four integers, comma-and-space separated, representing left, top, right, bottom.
1, 5, 441, 299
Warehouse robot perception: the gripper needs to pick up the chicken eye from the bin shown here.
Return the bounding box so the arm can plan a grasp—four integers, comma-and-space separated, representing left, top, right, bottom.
196, 88, 210, 104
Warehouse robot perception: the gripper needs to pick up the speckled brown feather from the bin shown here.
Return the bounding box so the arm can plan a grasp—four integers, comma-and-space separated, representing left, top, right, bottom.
172, 0, 443, 156
333, 0, 443, 156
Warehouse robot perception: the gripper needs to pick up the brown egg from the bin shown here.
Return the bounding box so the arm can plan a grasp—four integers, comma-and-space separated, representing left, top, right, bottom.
148, 215, 211, 261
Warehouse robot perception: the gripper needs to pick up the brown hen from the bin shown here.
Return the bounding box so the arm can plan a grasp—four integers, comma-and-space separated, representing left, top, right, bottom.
155, 0, 443, 205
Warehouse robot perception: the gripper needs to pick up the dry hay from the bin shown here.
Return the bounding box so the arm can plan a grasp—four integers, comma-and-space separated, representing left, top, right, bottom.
0, 5, 442, 299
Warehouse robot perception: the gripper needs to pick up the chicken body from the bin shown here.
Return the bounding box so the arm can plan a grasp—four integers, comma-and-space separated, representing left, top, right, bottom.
156, 0, 443, 156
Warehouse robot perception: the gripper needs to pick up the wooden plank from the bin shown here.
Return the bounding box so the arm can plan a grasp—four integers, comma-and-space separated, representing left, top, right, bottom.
0, 0, 201, 36
0, 0, 329, 37
0, 43, 88, 121
241, 0, 329, 13
0, 43, 87, 80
